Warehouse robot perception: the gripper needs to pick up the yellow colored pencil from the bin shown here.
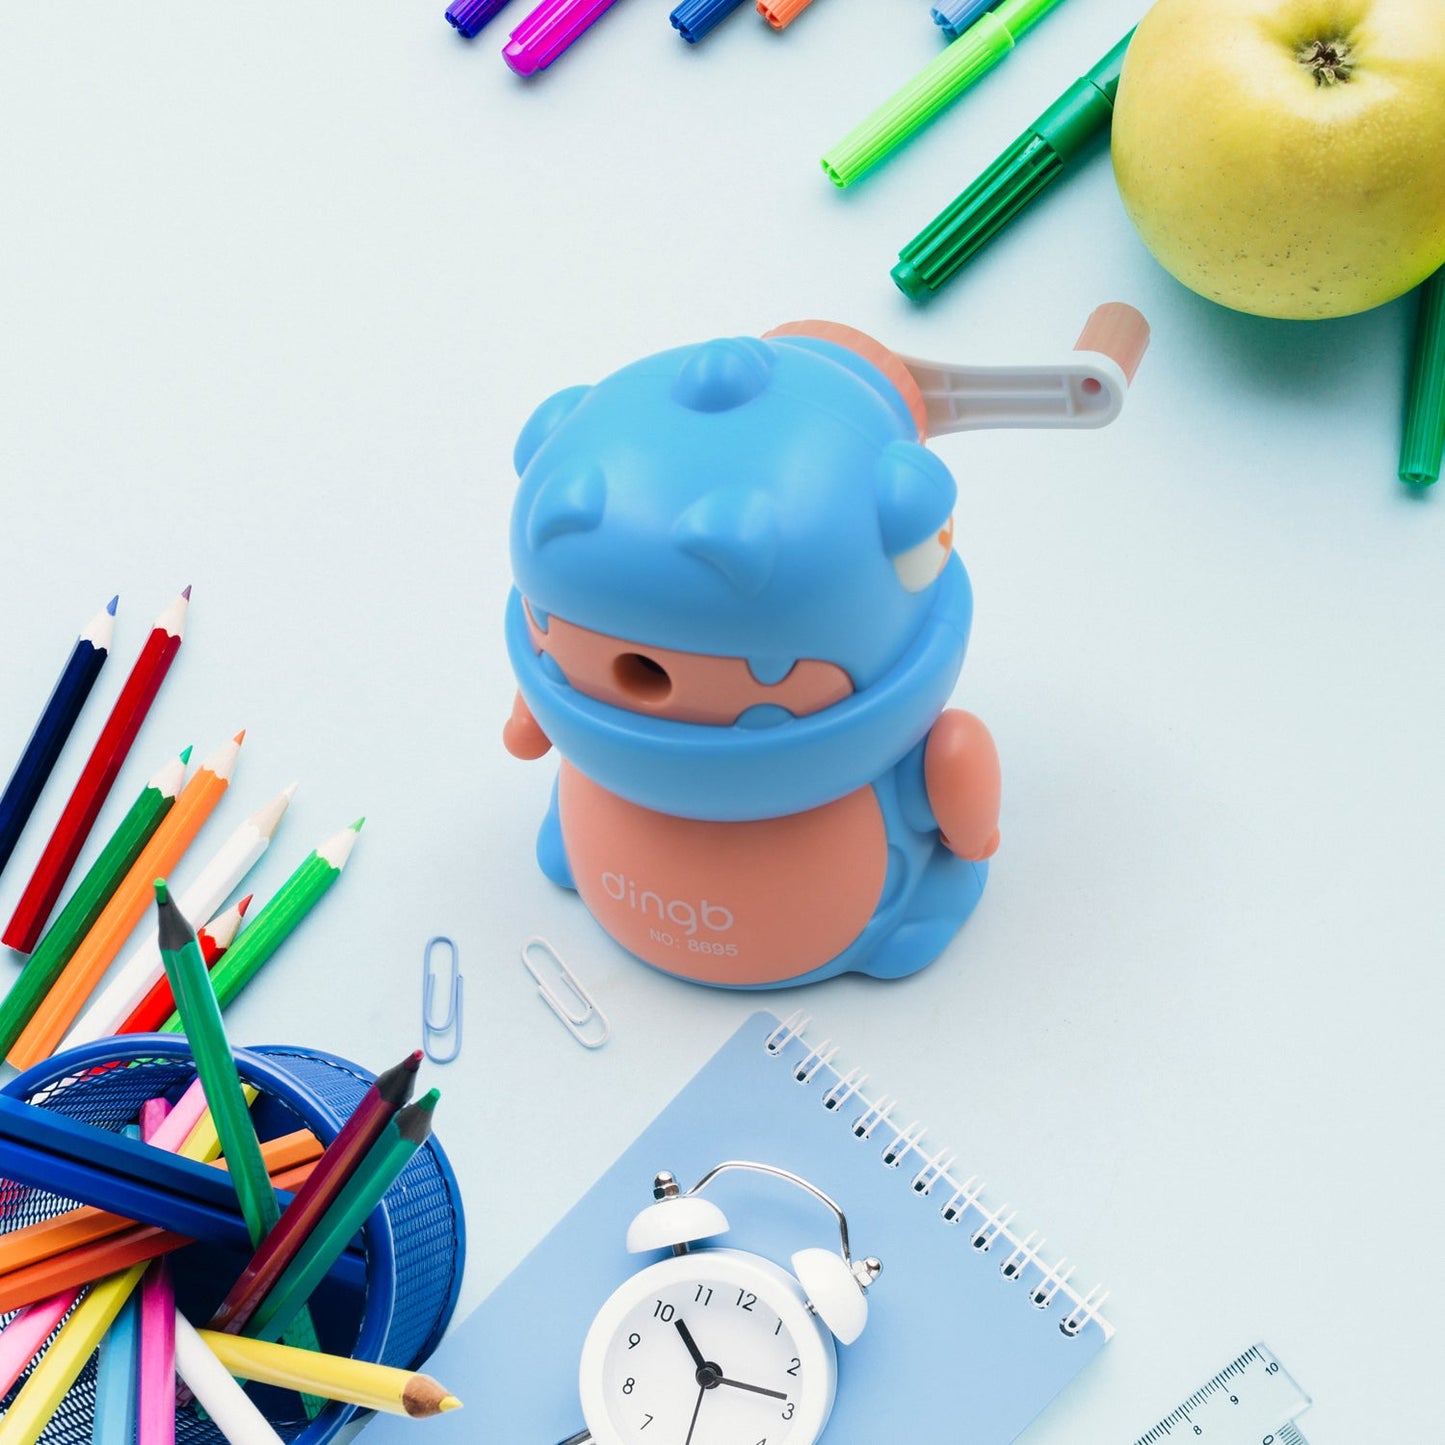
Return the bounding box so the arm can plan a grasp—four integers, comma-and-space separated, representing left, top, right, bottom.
194, 1331, 461, 1418
0, 1264, 147, 1445
7, 732, 243, 1068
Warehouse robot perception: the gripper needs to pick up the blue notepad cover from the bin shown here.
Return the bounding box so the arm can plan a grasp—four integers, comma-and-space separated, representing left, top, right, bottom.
364, 1011, 1108, 1442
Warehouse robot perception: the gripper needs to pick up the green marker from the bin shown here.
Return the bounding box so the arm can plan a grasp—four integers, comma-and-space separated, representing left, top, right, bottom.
1400, 265, 1445, 487
160, 818, 363, 1031
894, 28, 1134, 301
821, 0, 1071, 189
0, 749, 187, 1056
246, 1090, 438, 1344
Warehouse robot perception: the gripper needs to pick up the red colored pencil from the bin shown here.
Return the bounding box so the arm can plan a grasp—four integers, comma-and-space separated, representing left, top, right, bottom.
115, 895, 252, 1037
3, 589, 190, 953
204, 1050, 421, 1335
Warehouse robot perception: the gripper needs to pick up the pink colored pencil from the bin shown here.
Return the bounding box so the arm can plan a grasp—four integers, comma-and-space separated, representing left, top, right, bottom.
0, 1291, 76, 1398
139, 1098, 178, 1445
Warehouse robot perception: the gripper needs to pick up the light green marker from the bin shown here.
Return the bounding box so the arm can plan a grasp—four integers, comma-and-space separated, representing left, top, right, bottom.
821, 0, 1071, 188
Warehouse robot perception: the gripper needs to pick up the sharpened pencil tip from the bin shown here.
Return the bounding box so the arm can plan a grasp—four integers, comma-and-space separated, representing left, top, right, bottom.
351, 816, 365, 831
405, 1049, 423, 1070
181, 584, 192, 600
416, 1088, 440, 1111
233, 729, 246, 745
179, 745, 194, 764
238, 894, 254, 916
154, 879, 170, 905
439, 1396, 461, 1413
106, 595, 119, 615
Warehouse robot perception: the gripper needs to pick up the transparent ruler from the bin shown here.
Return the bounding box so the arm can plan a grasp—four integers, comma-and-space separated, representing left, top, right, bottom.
1132, 1343, 1312, 1444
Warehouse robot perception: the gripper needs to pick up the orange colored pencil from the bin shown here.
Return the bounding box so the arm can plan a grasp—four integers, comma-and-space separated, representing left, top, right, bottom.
0, 1157, 319, 1316
0, 1130, 322, 1275
7, 732, 244, 1068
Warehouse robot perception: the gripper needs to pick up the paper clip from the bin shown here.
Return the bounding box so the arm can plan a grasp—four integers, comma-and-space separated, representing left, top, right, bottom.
422, 935, 463, 1064
521, 936, 610, 1049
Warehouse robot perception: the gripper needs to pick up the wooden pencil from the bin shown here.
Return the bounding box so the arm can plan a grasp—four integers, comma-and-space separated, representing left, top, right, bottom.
195, 1331, 461, 1417
247, 1091, 437, 1342
0, 597, 114, 884
162, 819, 363, 1028
113, 893, 252, 1037
206, 1049, 420, 1335
0, 748, 187, 1058
173, 1312, 284, 1445
4, 588, 190, 954
65, 780, 294, 1052
8, 732, 243, 1068
0, 1158, 322, 1317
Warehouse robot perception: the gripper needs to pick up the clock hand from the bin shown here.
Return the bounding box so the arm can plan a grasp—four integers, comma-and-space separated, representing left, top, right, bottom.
682, 1384, 706, 1445
715, 1377, 789, 1401
674, 1318, 708, 1372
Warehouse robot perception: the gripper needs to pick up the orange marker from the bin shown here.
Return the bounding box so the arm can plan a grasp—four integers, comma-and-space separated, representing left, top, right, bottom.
7, 733, 244, 1069
757, 0, 816, 27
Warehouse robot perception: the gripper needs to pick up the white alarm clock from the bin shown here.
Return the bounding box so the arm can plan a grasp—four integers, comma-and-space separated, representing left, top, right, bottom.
560, 1161, 881, 1445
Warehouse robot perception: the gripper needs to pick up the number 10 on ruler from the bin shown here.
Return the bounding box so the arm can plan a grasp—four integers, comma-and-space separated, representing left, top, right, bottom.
1132, 1342, 1312, 1444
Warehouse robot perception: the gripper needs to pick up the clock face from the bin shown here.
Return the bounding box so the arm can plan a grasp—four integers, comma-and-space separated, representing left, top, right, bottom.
580, 1250, 837, 1445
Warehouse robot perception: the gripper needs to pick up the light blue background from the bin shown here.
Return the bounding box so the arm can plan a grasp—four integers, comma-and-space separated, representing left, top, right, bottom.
0, 3, 1440, 1441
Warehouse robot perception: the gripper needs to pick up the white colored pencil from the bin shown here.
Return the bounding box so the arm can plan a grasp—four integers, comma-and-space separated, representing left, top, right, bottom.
173, 1312, 284, 1445
60, 783, 296, 1051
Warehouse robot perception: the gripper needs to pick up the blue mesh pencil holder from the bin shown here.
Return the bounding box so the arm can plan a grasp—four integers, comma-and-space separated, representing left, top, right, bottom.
0, 1035, 466, 1444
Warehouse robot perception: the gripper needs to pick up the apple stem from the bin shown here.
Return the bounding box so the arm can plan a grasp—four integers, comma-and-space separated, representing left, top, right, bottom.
1297, 37, 1353, 85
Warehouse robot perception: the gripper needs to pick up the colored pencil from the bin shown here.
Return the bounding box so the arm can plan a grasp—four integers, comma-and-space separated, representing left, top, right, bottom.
0, 749, 188, 1058
161, 819, 364, 1029
90, 1291, 141, 1445
0, 1292, 75, 1399
207, 1049, 421, 1335
194, 1331, 461, 1417
0, 1158, 325, 1317
65, 782, 295, 1052
0, 1130, 323, 1277
173, 1312, 285, 1445
247, 1090, 437, 1343
4, 588, 190, 954
8, 732, 244, 1068
0, 598, 115, 885
0, 1265, 148, 1444
155, 882, 276, 1243
755, 0, 816, 27
130, 1099, 174, 1445
107, 893, 251, 1038
0, 1096, 365, 1289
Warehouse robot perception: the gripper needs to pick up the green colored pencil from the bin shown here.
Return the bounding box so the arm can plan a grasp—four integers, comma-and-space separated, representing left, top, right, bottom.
155, 879, 278, 1243
159, 818, 363, 1032
245, 1090, 438, 1344
155, 880, 326, 1404
0, 749, 188, 1056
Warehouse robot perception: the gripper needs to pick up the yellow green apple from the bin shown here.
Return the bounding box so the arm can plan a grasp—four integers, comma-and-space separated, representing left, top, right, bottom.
1111, 0, 1445, 319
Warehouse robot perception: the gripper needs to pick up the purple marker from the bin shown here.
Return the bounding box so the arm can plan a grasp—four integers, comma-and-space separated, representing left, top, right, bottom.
446, 0, 513, 36
502, 0, 624, 75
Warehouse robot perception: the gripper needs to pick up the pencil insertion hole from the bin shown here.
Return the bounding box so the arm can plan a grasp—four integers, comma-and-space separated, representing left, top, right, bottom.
1081, 377, 1103, 396
613, 653, 672, 702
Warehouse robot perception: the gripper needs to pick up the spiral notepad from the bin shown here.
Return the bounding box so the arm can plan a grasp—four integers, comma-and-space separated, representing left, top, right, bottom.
366, 1009, 1111, 1443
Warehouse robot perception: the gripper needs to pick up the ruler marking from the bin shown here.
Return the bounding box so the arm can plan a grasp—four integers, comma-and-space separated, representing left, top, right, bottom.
1131, 1342, 1309, 1445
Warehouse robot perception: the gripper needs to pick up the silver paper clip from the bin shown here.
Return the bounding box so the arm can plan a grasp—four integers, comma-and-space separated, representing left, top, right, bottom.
422, 934, 463, 1064
521, 935, 610, 1049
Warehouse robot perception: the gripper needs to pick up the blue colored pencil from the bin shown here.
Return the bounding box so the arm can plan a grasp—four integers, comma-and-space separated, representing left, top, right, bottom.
91, 1259, 142, 1444
0, 598, 116, 883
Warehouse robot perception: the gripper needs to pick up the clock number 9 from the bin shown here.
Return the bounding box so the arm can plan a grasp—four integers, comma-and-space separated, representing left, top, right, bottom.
628, 1333, 641, 1350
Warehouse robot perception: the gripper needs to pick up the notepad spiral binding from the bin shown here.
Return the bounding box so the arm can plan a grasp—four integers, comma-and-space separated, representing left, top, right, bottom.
761, 1011, 1113, 1341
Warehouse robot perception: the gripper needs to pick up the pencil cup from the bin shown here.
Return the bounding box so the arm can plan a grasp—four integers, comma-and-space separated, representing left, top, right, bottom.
0, 1036, 466, 1444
